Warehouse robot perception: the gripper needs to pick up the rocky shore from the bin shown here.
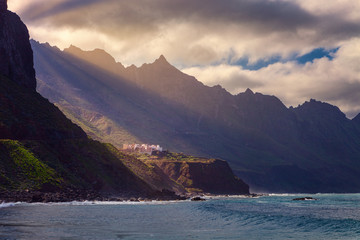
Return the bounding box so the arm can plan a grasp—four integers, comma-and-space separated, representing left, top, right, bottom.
0, 188, 187, 203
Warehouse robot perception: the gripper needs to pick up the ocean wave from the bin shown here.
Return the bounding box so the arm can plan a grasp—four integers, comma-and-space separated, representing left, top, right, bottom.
2, 199, 190, 207
0, 202, 21, 208
268, 193, 313, 197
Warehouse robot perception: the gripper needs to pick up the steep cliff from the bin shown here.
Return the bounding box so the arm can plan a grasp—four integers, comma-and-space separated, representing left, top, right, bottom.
0, 3, 174, 200
0, 0, 36, 89
141, 152, 249, 195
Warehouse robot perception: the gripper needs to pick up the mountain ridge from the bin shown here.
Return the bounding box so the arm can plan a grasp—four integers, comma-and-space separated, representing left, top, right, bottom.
32, 40, 360, 193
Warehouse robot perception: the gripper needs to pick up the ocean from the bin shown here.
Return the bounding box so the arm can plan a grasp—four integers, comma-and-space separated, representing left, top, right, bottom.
1, 194, 360, 239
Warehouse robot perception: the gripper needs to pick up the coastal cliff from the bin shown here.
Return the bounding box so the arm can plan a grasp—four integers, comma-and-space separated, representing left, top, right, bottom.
137, 152, 249, 195
0, 1, 179, 202
0, 2, 247, 202
0, 0, 36, 89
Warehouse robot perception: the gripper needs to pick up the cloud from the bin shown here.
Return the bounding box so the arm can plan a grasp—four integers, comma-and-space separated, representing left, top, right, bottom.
183, 38, 360, 118
8, 0, 360, 117
11, 0, 360, 65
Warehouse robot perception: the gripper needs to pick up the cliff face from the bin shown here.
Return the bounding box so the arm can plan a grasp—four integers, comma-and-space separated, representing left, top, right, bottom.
146, 156, 249, 195
0, 0, 6, 12
0, 1, 36, 89
0, 4, 163, 199
155, 160, 249, 195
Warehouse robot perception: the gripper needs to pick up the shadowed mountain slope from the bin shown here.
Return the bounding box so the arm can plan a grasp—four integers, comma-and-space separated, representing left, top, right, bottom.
0, 3, 184, 199
32, 40, 360, 193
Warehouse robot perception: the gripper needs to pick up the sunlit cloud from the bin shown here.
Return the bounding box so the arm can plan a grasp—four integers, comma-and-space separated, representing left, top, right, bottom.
7, 0, 360, 117
184, 38, 360, 118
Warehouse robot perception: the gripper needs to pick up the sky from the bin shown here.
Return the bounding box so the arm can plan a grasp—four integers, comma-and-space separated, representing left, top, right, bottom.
8, 0, 360, 118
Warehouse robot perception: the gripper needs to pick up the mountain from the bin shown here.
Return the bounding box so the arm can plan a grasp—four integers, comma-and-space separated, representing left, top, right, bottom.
0, 2, 187, 201
0, 3, 248, 200
0, 1, 35, 89
31, 41, 360, 193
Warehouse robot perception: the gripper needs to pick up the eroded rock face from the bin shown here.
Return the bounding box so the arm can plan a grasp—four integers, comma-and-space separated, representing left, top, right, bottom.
153, 159, 250, 195
0, 0, 36, 89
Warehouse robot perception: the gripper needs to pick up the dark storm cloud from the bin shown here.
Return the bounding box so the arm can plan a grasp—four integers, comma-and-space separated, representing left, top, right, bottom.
19, 0, 360, 54
20, 0, 316, 32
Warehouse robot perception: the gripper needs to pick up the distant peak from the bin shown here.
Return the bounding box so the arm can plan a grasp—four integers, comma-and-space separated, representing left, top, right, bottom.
154, 55, 170, 65
66, 44, 81, 52
158, 54, 167, 61
244, 88, 254, 95
0, 0, 7, 12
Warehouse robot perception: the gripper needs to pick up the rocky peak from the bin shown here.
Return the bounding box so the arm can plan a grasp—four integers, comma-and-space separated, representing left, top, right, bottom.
0, 3, 36, 89
244, 88, 254, 95
64, 45, 124, 72
295, 99, 347, 121
0, 0, 7, 12
152, 55, 171, 67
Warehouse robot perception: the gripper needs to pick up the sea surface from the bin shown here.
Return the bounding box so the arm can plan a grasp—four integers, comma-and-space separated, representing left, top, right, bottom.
1, 194, 360, 239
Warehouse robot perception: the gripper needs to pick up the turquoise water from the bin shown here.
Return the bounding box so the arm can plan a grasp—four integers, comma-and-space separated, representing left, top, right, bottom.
1, 194, 360, 239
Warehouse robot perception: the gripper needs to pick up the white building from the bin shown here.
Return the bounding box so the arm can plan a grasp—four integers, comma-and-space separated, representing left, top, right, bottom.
123, 143, 163, 155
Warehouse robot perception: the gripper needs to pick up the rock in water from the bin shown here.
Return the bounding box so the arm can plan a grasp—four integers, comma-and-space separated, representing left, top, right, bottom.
292, 197, 318, 201
0, 0, 36, 89
191, 197, 206, 201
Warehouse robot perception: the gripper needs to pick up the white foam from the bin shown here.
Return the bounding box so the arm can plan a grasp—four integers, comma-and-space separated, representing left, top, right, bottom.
5, 199, 190, 207
268, 193, 305, 197
0, 202, 21, 208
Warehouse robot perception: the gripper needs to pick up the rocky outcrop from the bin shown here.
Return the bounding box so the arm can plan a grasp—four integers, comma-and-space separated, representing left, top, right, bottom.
151, 159, 249, 195
0, 0, 36, 89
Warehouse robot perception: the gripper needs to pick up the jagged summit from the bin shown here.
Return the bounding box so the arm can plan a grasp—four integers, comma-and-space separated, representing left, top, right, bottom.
63, 44, 124, 71
65, 45, 116, 64
153, 54, 170, 66
295, 98, 347, 120
244, 88, 254, 95
66, 44, 81, 52
0, 0, 7, 12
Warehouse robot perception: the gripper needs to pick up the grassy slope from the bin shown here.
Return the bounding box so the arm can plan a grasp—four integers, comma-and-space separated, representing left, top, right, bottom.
0, 140, 62, 190
0, 74, 155, 195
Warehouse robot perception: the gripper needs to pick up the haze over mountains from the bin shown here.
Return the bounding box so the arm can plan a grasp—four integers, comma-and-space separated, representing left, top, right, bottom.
0, 3, 155, 199
32, 40, 360, 193
1, 3, 250, 201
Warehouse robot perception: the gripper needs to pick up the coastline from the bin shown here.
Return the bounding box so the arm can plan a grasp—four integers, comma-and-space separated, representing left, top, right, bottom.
0, 189, 260, 204
0, 188, 188, 203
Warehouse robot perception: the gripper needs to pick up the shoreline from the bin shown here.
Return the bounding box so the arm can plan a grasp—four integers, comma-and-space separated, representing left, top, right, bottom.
0, 189, 258, 204
0, 189, 188, 204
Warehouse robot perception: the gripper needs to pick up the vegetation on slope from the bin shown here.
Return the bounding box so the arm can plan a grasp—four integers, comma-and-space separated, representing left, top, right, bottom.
0, 74, 156, 196
0, 140, 62, 190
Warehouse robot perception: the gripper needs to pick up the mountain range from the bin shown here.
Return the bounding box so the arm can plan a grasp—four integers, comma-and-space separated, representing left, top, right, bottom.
31, 40, 360, 193
0, 3, 249, 201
